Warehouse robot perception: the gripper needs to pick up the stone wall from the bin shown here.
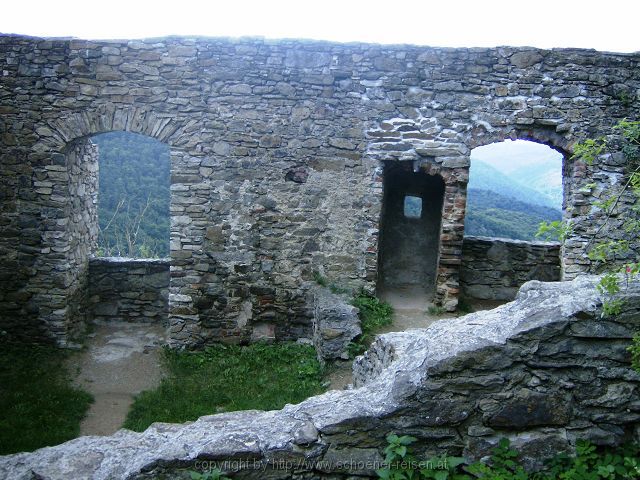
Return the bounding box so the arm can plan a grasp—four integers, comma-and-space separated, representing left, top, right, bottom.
461, 236, 561, 300
1, 276, 638, 479
0, 34, 639, 347
88, 257, 169, 324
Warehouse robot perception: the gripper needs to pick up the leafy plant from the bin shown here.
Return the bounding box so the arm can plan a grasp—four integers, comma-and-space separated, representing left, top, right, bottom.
629, 333, 640, 373
537, 121, 640, 322
536, 219, 573, 242
313, 271, 328, 287
466, 438, 527, 479
376, 435, 640, 480
456, 298, 475, 314
544, 440, 640, 479
376, 434, 467, 480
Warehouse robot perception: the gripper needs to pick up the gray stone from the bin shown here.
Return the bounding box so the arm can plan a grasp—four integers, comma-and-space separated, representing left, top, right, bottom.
312, 287, 361, 362
0, 34, 638, 354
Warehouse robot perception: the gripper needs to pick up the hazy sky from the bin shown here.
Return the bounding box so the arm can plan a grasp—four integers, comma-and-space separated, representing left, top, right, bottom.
1, 0, 638, 52
472, 140, 563, 173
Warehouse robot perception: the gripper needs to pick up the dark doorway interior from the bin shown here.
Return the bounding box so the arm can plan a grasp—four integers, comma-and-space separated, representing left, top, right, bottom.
378, 163, 445, 301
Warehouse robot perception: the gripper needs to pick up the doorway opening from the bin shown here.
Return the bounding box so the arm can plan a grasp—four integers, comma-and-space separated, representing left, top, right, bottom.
377, 162, 445, 303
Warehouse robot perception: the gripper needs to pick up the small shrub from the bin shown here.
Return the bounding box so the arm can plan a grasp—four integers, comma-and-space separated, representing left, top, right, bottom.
427, 305, 445, 316
313, 271, 328, 287
348, 292, 393, 356
456, 298, 475, 314
352, 292, 393, 336
329, 283, 351, 295
629, 333, 640, 373
376, 434, 467, 479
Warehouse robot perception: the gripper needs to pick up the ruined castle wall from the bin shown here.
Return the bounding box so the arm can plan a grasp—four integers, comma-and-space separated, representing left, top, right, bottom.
88, 258, 169, 324
1, 277, 638, 479
0, 35, 638, 347
461, 236, 561, 300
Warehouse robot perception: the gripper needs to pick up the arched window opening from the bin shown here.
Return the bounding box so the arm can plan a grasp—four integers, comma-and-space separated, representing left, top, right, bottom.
92, 131, 170, 258
465, 139, 564, 241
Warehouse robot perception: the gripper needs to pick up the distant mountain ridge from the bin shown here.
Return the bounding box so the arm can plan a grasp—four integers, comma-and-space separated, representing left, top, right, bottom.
506, 158, 563, 208
464, 154, 563, 241
467, 159, 557, 208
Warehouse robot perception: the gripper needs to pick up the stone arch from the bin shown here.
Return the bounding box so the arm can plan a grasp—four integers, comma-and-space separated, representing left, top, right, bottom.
27, 107, 189, 346
33, 105, 188, 153
465, 123, 574, 155
462, 124, 584, 281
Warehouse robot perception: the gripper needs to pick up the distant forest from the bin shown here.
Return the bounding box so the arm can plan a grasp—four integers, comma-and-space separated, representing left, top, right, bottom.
464, 189, 562, 240
93, 131, 170, 258
93, 134, 560, 259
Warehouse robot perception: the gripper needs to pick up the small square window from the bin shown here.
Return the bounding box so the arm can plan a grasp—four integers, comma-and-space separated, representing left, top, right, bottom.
404, 195, 422, 219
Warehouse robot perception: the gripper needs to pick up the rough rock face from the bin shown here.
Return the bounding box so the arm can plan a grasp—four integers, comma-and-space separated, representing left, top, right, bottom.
88, 258, 169, 324
313, 287, 361, 362
1, 34, 639, 347
1, 276, 638, 479
461, 236, 561, 300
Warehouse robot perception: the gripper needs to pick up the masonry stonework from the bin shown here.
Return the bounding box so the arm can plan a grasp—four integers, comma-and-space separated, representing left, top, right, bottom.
461, 236, 561, 301
88, 257, 169, 324
0, 34, 639, 347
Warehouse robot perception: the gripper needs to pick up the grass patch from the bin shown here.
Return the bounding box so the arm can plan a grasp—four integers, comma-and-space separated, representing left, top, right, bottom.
427, 304, 446, 316
123, 342, 325, 432
349, 292, 393, 356
0, 343, 93, 455
456, 297, 475, 314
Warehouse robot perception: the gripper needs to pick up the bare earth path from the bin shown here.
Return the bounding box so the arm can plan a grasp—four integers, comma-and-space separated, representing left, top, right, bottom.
68, 322, 166, 436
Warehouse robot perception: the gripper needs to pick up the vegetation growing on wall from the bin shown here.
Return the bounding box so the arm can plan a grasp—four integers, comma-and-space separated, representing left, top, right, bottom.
376, 435, 640, 479
538, 120, 640, 315
537, 120, 640, 373
348, 292, 394, 356
93, 131, 170, 258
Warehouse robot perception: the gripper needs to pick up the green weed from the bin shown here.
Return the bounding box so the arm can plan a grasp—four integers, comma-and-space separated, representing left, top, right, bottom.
0, 344, 93, 455
123, 342, 325, 432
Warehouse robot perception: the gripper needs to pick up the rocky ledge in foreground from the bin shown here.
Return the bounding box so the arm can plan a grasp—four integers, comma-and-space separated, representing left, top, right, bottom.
1, 276, 639, 479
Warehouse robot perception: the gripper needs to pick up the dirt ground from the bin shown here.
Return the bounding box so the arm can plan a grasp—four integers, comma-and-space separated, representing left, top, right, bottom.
67, 322, 166, 436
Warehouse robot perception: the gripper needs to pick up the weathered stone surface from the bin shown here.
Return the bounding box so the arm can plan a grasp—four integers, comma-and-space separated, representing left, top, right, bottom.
88, 258, 169, 324
313, 287, 361, 362
1, 276, 639, 479
461, 236, 561, 301
0, 34, 638, 348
